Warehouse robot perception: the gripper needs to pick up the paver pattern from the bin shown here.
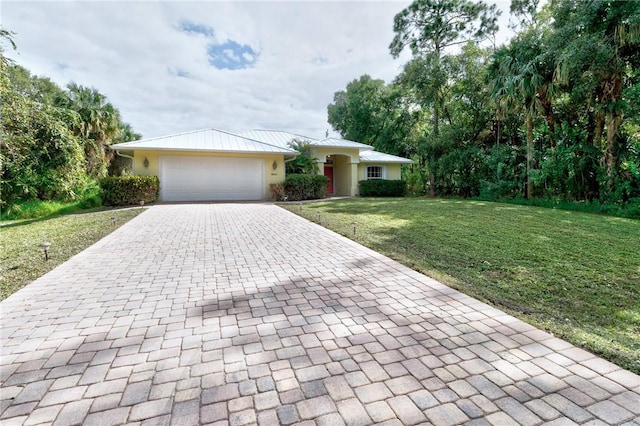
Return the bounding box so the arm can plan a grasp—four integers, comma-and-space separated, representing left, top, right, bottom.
1, 204, 639, 426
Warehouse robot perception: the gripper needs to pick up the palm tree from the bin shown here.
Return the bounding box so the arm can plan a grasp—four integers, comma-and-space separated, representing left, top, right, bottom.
60, 83, 121, 179
489, 30, 556, 199
552, 0, 640, 190
286, 139, 318, 174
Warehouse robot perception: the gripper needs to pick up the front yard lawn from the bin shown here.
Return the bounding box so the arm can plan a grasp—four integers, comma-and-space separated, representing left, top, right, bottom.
283, 198, 640, 374
0, 208, 144, 300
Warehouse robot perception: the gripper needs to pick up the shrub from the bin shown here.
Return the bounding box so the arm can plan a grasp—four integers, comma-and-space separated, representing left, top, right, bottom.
359, 179, 406, 197
283, 174, 329, 201
286, 139, 319, 174
100, 175, 159, 206
269, 183, 285, 201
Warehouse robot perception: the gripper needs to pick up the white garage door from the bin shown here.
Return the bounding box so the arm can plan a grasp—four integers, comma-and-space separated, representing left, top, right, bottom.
159, 156, 265, 201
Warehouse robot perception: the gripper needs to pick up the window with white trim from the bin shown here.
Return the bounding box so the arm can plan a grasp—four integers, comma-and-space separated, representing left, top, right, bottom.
366, 166, 385, 180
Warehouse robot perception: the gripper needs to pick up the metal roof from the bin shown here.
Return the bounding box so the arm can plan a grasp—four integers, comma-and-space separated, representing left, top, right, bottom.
110, 128, 299, 155
238, 132, 374, 151
236, 130, 316, 148
110, 128, 411, 164
359, 150, 413, 164
310, 137, 374, 151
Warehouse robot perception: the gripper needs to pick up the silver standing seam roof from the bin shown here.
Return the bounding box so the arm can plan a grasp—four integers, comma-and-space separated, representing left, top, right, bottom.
359, 150, 413, 164
236, 130, 315, 148
110, 128, 299, 155
111, 128, 412, 164
238, 131, 375, 151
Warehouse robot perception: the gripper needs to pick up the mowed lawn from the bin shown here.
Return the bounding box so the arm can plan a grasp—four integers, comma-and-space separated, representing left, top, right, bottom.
283, 198, 640, 374
0, 208, 144, 301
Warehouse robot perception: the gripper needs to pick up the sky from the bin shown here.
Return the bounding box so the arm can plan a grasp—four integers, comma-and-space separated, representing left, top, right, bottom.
2, 0, 514, 140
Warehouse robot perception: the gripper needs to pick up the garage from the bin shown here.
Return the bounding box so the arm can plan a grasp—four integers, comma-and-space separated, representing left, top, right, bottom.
159, 156, 265, 201
110, 128, 298, 202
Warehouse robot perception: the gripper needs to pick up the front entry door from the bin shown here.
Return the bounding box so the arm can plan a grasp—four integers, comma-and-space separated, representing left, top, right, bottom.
324, 165, 334, 195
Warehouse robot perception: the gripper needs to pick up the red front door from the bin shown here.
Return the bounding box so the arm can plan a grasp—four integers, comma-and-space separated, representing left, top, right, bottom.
324, 166, 334, 195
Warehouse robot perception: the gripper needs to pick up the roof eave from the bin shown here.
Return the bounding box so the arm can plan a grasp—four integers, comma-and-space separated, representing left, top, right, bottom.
309, 144, 374, 151
360, 160, 413, 164
110, 146, 299, 155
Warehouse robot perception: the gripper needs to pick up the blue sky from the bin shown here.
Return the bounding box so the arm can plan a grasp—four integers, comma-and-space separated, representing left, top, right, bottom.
179, 20, 259, 70
2, 1, 513, 140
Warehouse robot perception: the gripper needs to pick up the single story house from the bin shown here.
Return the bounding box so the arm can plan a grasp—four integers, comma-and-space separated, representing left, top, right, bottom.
111, 128, 412, 202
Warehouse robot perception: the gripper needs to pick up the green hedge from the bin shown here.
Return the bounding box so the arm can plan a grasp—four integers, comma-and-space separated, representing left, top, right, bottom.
283, 174, 330, 201
100, 175, 159, 206
359, 179, 406, 197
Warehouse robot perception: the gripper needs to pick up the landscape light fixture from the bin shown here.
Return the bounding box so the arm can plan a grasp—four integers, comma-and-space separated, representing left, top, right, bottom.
40, 242, 52, 261
299, 202, 303, 211
316, 213, 321, 223
110, 216, 116, 226
139, 200, 145, 208
352, 221, 358, 236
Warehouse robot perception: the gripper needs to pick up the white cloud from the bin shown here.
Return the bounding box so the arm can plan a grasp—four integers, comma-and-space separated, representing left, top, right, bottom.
2, 0, 513, 140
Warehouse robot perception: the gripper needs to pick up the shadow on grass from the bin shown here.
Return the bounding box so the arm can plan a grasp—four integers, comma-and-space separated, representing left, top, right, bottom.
0, 205, 146, 229
285, 197, 640, 374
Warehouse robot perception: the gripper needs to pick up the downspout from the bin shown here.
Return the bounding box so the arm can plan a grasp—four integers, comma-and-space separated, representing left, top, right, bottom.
114, 150, 135, 174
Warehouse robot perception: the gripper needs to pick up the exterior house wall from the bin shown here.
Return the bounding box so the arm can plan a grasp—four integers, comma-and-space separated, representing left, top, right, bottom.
310, 148, 361, 196
333, 155, 353, 196
311, 147, 361, 163
130, 150, 286, 198
357, 163, 403, 181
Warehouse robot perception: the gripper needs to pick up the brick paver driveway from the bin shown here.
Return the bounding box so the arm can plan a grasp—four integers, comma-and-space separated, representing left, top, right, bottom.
1, 204, 639, 425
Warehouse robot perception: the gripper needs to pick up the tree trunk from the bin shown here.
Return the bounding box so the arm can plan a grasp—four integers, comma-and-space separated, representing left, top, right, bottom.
429, 172, 436, 197
526, 110, 534, 199
594, 109, 605, 148
605, 109, 622, 188
538, 89, 556, 151
602, 72, 623, 190
593, 79, 607, 148
429, 48, 442, 198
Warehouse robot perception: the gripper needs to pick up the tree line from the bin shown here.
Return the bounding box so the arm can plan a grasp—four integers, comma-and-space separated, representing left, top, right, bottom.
328, 0, 640, 206
1, 29, 140, 213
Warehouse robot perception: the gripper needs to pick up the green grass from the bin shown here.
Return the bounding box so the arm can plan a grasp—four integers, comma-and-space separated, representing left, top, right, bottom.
0, 208, 144, 300
476, 196, 640, 219
1, 193, 103, 221
283, 198, 640, 374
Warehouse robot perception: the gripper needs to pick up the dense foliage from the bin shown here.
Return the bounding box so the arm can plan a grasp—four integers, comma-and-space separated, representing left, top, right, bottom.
1, 29, 141, 213
283, 174, 330, 201
359, 179, 407, 197
100, 175, 159, 206
328, 0, 640, 210
286, 139, 319, 175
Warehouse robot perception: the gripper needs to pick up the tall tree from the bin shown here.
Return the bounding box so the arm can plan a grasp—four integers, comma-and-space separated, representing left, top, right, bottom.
1, 64, 87, 208
327, 75, 421, 159
389, 0, 500, 196
552, 0, 640, 190
489, 30, 555, 198
58, 83, 122, 179
327, 75, 387, 145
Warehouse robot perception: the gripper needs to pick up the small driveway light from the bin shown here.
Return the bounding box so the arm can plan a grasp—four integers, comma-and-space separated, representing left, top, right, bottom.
299, 202, 303, 211
40, 242, 52, 261
139, 200, 145, 208
110, 216, 116, 226
352, 221, 358, 236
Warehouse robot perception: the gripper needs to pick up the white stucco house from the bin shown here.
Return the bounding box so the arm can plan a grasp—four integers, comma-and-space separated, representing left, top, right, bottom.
110, 129, 412, 202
